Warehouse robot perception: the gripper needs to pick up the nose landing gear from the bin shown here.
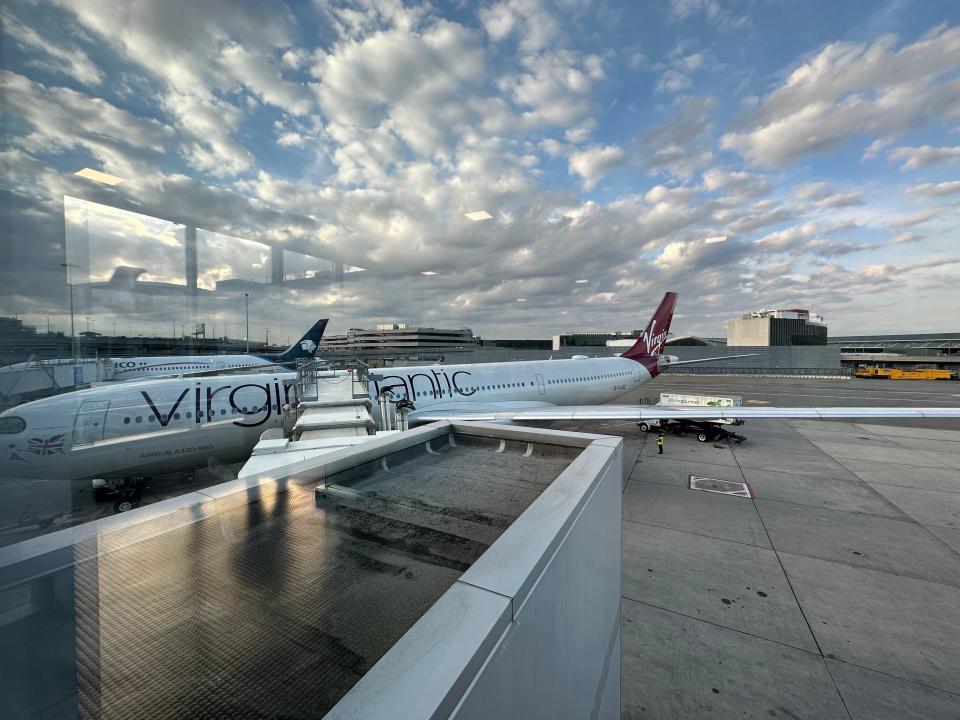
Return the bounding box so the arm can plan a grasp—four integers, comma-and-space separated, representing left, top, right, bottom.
90, 477, 151, 513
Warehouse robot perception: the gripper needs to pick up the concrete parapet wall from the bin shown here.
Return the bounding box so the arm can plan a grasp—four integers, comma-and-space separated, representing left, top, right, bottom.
327, 426, 623, 720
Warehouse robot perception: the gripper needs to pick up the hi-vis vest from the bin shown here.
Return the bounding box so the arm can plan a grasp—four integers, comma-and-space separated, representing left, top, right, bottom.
656, 436, 664, 446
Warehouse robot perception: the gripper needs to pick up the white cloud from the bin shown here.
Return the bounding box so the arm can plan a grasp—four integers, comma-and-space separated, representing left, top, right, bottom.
504, 50, 602, 127
861, 137, 893, 161
654, 44, 713, 95
815, 190, 864, 209
567, 145, 625, 190
277, 131, 305, 147
888, 145, 960, 170
889, 207, 946, 228
0, 9, 103, 86
49, 0, 319, 176
636, 96, 715, 179
792, 182, 864, 208
656, 69, 693, 93
1, 70, 171, 180
702, 169, 772, 197
479, 0, 561, 53
310, 19, 499, 171
904, 180, 960, 200
891, 232, 922, 245
722, 25, 960, 167
219, 43, 314, 116
162, 91, 254, 176
669, 0, 750, 30
723, 199, 797, 235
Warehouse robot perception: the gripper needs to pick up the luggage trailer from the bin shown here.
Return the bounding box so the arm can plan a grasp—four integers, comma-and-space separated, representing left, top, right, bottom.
637, 393, 747, 444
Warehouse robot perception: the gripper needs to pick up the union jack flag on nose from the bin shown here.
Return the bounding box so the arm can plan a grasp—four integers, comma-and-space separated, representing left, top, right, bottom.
28, 434, 65, 455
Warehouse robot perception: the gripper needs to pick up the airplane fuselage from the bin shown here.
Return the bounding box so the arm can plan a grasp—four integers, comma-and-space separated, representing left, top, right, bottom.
109, 354, 280, 380
1, 372, 298, 480
372, 355, 658, 420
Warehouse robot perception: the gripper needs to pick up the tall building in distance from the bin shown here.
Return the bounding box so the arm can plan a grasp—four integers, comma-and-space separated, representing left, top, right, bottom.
726, 308, 828, 346
319, 323, 475, 360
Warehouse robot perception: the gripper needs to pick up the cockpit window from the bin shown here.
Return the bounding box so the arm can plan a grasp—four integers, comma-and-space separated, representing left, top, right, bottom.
0, 416, 26, 433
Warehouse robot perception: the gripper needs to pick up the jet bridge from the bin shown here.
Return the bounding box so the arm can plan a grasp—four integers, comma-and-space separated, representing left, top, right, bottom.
0, 420, 621, 719
0, 357, 108, 405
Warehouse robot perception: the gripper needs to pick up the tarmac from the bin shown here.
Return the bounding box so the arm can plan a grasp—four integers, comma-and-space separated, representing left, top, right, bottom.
568, 376, 960, 719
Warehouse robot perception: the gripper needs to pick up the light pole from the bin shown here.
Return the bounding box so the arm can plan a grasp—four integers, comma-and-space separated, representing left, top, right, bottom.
242, 293, 250, 353
60, 262, 78, 362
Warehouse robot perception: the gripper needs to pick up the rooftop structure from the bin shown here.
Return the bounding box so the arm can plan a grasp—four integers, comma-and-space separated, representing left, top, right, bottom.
319, 325, 475, 363
726, 307, 828, 347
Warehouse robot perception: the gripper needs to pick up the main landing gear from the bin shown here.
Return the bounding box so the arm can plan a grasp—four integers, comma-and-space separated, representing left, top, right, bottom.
91, 477, 151, 513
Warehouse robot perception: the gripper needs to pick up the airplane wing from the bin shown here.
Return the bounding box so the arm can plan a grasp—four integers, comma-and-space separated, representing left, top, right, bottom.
665, 353, 761, 366
412, 405, 960, 422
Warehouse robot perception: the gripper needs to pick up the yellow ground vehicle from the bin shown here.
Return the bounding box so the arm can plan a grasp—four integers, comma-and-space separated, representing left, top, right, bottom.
854, 366, 953, 380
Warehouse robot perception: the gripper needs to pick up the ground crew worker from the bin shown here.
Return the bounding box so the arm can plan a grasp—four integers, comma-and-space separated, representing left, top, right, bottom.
657, 434, 665, 454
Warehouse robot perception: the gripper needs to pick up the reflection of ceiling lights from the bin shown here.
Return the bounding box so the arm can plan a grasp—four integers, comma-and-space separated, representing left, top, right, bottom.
74, 168, 125, 185
575, 279, 589, 283
465, 210, 493, 221
705, 235, 727, 244
421, 271, 437, 276
516, 298, 526, 302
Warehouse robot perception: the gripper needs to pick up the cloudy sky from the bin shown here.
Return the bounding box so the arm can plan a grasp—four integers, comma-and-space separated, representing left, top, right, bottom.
2, 0, 959, 342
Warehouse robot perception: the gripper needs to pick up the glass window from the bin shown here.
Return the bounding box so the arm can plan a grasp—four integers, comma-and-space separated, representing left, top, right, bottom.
0, 417, 26, 433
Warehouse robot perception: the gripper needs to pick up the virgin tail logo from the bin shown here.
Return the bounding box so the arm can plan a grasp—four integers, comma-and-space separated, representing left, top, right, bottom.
623, 292, 677, 360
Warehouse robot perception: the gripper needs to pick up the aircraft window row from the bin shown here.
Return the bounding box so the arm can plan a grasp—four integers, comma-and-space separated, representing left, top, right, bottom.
469, 382, 528, 392
120, 404, 272, 423
547, 371, 629, 385
0, 416, 26, 433
397, 381, 532, 398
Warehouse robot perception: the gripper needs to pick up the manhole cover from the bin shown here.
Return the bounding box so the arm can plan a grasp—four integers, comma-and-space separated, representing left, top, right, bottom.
688, 475, 754, 499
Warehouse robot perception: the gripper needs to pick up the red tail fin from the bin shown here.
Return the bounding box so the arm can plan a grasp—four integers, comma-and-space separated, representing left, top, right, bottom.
622, 292, 677, 359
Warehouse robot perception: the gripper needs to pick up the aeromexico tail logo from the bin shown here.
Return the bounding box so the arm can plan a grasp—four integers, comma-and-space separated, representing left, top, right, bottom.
642, 319, 669, 353
300, 339, 317, 353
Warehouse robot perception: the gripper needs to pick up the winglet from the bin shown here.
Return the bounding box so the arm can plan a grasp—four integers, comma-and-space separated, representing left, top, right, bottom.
622, 292, 677, 359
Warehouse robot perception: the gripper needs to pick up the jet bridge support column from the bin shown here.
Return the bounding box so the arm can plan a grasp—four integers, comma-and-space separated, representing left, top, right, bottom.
271, 246, 283, 286
185, 225, 197, 321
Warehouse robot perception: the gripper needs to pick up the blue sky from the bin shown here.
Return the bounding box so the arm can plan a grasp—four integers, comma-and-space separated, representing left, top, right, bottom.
1, 0, 959, 340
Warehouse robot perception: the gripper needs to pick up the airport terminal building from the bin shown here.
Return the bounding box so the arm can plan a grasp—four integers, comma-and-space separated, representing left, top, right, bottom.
726, 308, 828, 347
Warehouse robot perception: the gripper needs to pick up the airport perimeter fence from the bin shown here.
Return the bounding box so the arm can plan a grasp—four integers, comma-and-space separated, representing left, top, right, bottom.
664, 366, 852, 379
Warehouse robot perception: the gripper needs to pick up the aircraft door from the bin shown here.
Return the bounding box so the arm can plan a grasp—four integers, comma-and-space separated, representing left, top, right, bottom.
535, 373, 545, 395
73, 400, 110, 446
